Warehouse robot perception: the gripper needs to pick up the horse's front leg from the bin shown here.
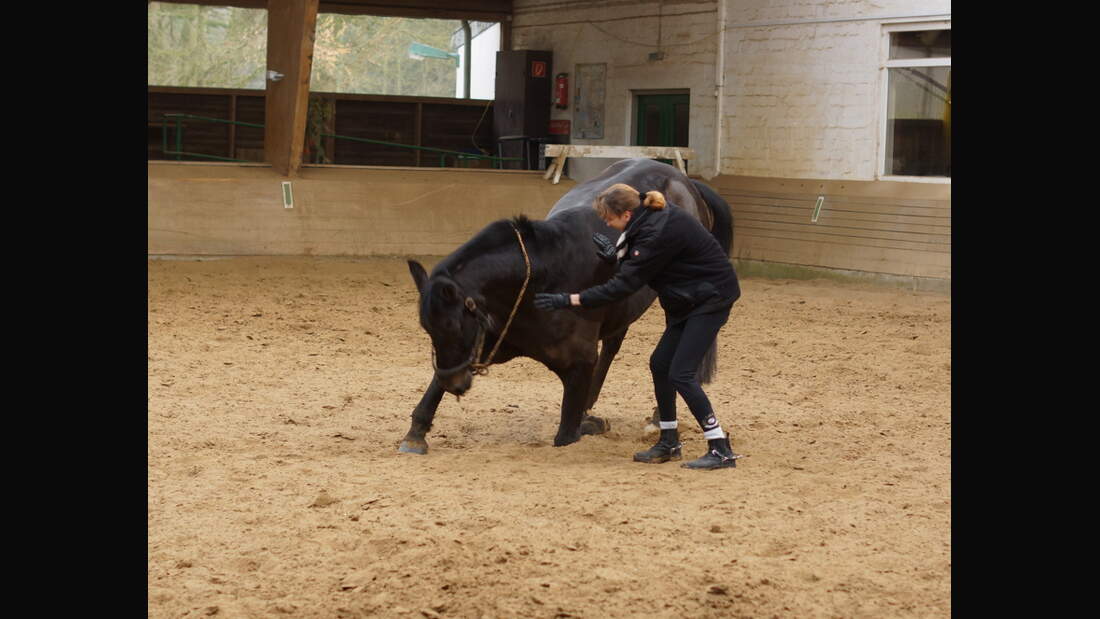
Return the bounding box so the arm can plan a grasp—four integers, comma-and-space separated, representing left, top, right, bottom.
585, 330, 626, 412
398, 376, 445, 454
575, 331, 625, 437
553, 360, 596, 447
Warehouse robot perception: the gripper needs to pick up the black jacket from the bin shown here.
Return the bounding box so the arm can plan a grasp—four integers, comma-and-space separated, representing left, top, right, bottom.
579, 202, 740, 323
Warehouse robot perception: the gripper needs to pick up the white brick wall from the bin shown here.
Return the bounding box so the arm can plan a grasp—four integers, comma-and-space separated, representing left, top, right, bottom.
721, 21, 880, 178
513, 0, 720, 181
720, 0, 950, 180
513, 0, 950, 181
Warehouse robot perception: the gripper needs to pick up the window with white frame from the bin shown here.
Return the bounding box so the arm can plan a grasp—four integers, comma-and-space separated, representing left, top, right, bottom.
881, 24, 950, 178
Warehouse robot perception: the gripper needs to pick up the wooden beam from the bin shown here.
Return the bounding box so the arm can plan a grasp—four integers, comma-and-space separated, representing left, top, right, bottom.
264, 0, 320, 177
500, 15, 512, 50
154, 0, 512, 21
317, 1, 511, 20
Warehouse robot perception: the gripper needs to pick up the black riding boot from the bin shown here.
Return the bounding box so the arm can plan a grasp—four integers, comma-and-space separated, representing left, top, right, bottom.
633, 429, 682, 463
681, 437, 740, 470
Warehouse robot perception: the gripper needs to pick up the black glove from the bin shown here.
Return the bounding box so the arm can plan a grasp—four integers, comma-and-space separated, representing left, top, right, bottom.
534, 292, 571, 310
592, 232, 617, 263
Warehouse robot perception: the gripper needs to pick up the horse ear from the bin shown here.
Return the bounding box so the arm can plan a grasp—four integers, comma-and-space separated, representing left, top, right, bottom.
408, 260, 428, 293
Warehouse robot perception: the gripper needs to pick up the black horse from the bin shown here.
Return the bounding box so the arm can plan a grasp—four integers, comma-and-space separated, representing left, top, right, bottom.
401, 158, 733, 454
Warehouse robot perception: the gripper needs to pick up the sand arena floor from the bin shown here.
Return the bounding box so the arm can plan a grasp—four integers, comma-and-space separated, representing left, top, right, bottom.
147, 256, 951, 618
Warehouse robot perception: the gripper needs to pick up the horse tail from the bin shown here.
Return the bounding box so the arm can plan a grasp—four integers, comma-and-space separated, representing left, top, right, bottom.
691, 180, 733, 385
691, 180, 734, 257
696, 340, 717, 385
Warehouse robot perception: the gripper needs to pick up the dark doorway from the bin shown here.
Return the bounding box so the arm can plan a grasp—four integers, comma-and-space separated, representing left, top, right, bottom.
635, 93, 689, 170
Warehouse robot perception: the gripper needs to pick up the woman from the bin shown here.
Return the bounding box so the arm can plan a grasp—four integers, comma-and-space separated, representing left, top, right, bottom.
534, 183, 742, 470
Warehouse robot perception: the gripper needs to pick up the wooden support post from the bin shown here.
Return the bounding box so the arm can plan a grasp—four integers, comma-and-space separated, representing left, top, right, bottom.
264, 0, 319, 177
544, 146, 567, 180
550, 147, 569, 184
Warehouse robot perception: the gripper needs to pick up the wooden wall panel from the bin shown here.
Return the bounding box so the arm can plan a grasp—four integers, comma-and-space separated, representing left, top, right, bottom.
148, 87, 497, 168
709, 175, 950, 280
332, 100, 419, 166
421, 102, 496, 167
233, 95, 266, 161
149, 162, 574, 256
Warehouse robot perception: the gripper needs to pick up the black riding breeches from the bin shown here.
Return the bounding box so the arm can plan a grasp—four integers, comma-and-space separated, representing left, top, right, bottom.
649, 306, 731, 430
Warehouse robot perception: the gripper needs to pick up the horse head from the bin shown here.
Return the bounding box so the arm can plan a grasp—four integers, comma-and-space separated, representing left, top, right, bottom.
408, 260, 491, 396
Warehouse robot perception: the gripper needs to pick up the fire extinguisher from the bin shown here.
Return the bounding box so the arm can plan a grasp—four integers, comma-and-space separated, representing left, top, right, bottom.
554, 73, 569, 109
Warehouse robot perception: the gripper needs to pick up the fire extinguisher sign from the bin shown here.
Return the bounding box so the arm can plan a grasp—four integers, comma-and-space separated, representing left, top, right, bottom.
531, 61, 547, 78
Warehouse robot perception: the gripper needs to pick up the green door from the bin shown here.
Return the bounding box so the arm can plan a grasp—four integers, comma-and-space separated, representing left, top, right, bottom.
635, 93, 690, 170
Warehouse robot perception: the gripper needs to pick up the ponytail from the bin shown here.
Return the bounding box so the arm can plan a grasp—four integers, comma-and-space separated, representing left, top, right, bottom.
643, 190, 666, 210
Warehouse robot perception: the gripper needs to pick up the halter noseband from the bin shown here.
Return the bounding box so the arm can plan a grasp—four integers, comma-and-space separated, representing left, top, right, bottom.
431, 304, 490, 379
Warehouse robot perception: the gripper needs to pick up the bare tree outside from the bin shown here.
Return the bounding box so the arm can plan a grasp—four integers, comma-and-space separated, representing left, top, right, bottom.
148, 2, 462, 98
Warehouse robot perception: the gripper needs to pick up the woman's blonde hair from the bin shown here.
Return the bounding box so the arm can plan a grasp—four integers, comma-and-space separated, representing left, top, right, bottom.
593, 183, 666, 219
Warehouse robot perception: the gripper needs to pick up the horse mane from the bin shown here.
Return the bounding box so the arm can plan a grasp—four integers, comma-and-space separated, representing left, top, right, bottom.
433, 214, 550, 282
510, 214, 536, 238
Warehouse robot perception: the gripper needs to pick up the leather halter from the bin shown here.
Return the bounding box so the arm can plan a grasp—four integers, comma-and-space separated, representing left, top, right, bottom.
431, 307, 489, 379
431, 224, 531, 380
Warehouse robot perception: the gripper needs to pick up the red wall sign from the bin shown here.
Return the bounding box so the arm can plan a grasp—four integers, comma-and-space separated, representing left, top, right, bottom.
549, 119, 571, 135
531, 61, 547, 78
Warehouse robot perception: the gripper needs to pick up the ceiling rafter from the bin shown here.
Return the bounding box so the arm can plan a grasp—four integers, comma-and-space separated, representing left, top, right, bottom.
150, 0, 513, 21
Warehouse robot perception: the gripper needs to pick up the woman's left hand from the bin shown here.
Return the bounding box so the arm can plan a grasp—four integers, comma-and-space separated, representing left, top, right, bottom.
593, 233, 617, 263
534, 292, 571, 310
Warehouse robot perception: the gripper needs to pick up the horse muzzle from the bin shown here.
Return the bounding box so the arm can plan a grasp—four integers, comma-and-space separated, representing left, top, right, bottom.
432, 346, 478, 395
437, 369, 473, 396
431, 319, 489, 396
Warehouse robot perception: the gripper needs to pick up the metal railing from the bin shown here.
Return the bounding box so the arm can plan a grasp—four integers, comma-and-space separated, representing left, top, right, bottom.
160, 113, 258, 162
158, 113, 522, 168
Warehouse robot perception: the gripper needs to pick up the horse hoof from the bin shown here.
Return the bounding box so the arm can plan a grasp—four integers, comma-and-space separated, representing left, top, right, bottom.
580, 415, 610, 435
398, 440, 428, 455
